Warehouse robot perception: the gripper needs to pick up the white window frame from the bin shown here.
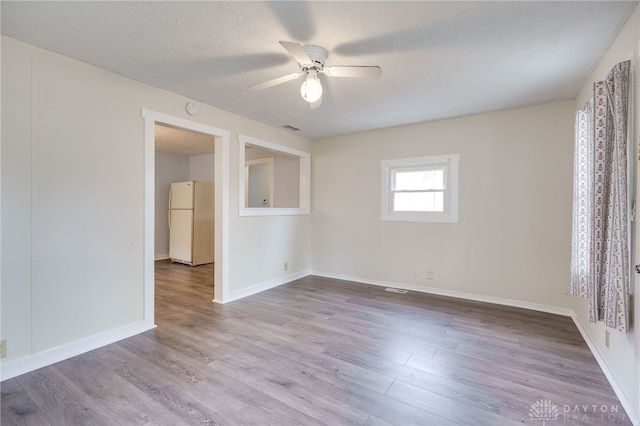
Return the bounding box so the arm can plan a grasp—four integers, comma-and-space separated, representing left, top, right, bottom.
381, 154, 459, 223
238, 134, 311, 216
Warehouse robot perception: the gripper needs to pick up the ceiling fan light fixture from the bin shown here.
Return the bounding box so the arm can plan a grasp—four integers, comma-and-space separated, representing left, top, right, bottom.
249, 42, 381, 106
300, 72, 322, 103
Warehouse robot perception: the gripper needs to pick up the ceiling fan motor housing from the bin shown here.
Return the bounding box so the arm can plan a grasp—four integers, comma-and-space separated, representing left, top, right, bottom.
302, 45, 328, 69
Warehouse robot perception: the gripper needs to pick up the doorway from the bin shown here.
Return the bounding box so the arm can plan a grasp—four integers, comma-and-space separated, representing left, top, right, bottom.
155, 126, 215, 298
142, 108, 230, 327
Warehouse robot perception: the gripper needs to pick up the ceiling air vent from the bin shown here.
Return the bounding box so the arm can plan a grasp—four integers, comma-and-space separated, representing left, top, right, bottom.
282, 125, 300, 132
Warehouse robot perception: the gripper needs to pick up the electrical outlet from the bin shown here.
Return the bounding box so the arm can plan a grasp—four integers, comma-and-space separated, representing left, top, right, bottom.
284, 262, 289, 272
427, 271, 435, 280
605, 330, 610, 349
0, 339, 6, 358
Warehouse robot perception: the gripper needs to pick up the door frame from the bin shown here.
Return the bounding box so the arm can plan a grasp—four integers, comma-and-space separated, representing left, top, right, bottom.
142, 108, 230, 326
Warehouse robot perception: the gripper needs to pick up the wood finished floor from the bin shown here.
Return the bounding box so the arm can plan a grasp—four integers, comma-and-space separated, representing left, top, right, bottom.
1, 260, 631, 425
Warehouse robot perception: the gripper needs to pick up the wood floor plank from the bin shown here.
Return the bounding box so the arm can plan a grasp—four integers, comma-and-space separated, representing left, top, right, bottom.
214, 337, 359, 403
88, 340, 228, 425
16, 366, 118, 426
117, 334, 208, 386
0, 379, 52, 426
207, 348, 371, 425
191, 374, 324, 426
453, 343, 612, 390
445, 319, 523, 347
321, 338, 413, 372
226, 326, 395, 395
346, 386, 458, 426
54, 353, 186, 426
430, 348, 623, 408
110, 353, 222, 425
391, 354, 523, 418
364, 414, 395, 426
0, 263, 631, 425
385, 379, 523, 425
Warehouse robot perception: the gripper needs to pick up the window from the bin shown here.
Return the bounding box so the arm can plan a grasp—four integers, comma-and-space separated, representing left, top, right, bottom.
238, 134, 311, 216
381, 154, 459, 223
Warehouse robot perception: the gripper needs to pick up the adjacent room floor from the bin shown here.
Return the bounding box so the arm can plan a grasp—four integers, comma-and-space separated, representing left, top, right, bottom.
1, 262, 631, 425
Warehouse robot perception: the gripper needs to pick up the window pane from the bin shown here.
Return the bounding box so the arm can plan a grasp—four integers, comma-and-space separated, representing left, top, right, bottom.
393, 169, 444, 191
393, 191, 444, 212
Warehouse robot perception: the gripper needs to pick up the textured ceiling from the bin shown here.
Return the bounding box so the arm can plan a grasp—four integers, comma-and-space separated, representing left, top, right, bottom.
1, 1, 637, 140
155, 124, 215, 156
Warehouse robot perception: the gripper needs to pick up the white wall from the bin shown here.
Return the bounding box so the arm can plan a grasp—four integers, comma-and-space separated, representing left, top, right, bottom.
1, 34, 33, 366
245, 147, 300, 208
273, 155, 300, 208
232, 145, 311, 294
312, 101, 575, 309
2, 36, 148, 358
190, 154, 215, 182
1, 35, 311, 375
570, 5, 639, 421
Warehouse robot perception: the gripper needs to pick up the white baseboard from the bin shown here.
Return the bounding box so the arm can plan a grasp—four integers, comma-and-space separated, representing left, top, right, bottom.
155, 254, 170, 261
311, 270, 573, 316
0, 321, 156, 382
570, 313, 639, 426
223, 269, 312, 303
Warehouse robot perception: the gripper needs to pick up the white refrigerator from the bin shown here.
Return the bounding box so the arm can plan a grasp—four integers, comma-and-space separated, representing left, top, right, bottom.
169, 181, 214, 266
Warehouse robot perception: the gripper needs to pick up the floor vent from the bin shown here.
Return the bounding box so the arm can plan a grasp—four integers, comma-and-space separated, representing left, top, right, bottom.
385, 287, 408, 294
282, 125, 300, 131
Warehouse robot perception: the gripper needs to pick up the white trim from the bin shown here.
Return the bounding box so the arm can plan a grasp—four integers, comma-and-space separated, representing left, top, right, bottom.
0, 321, 155, 382
310, 270, 572, 316
154, 254, 170, 261
571, 313, 639, 426
239, 207, 311, 217
241, 134, 310, 158
142, 113, 156, 323
238, 134, 311, 216
223, 269, 312, 303
214, 129, 230, 303
141, 108, 231, 308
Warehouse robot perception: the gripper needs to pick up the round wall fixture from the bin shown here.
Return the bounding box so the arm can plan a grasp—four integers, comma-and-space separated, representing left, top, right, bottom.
185, 102, 199, 116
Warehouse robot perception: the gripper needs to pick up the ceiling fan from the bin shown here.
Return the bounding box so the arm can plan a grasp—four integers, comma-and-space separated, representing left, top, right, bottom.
249, 41, 382, 109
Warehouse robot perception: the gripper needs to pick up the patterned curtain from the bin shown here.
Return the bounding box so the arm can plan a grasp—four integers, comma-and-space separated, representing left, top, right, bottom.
570, 99, 593, 298
570, 60, 631, 331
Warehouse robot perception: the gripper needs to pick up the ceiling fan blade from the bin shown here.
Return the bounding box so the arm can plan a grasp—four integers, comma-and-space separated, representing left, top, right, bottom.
323, 66, 382, 79
279, 41, 313, 65
310, 96, 323, 110
248, 72, 303, 91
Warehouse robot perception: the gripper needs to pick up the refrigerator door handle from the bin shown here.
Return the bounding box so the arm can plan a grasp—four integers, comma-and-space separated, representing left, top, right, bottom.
168, 186, 172, 230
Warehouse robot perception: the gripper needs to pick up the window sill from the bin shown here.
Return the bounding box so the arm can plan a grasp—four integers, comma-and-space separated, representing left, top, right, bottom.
240, 207, 310, 217
381, 212, 458, 223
